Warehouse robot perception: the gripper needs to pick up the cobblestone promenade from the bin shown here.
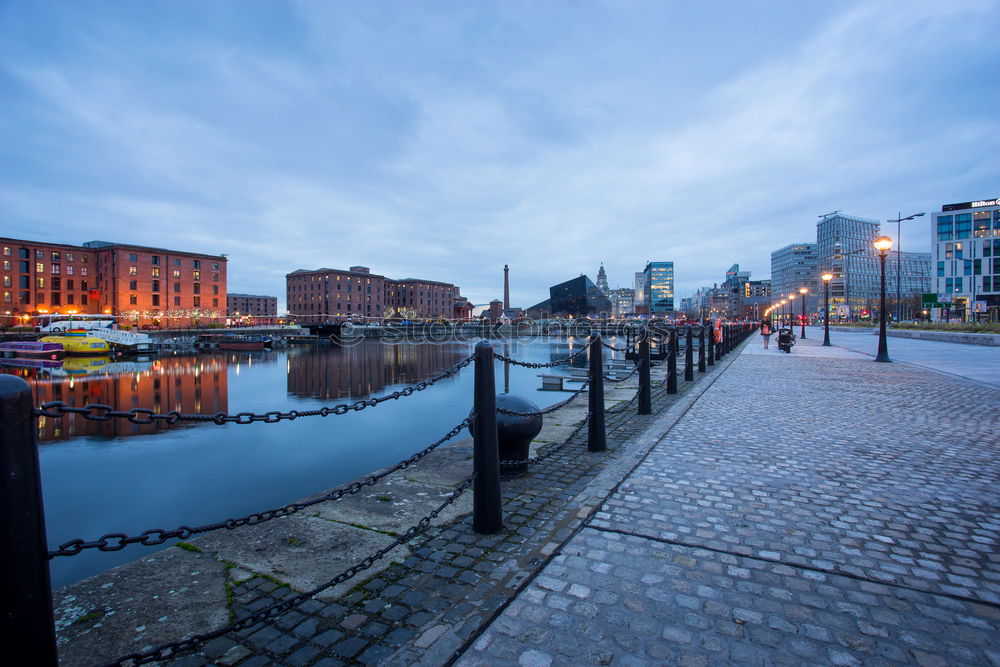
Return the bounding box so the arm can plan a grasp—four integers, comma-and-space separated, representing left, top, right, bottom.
459, 337, 1000, 666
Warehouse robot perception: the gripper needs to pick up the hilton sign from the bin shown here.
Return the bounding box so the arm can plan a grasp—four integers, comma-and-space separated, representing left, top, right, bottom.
943, 197, 1000, 211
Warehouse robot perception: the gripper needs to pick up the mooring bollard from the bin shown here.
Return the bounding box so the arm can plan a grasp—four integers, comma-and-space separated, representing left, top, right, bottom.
638, 334, 651, 415
698, 325, 706, 372
588, 333, 606, 452
0, 375, 58, 666
666, 327, 678, 394
684, 326, 694, 381
472, 341, 502, 534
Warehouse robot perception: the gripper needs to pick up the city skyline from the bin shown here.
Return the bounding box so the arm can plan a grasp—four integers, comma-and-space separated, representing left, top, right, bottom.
2, 1, 999, 311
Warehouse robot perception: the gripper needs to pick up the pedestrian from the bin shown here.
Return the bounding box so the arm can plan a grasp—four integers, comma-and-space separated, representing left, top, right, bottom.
760, 318, 773, 349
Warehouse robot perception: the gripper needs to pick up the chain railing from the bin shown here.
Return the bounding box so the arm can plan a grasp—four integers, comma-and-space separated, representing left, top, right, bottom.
492, 338, 593, 368
47, 417, 473, 558
109, 476, 474, 666
2, 326, 758, 665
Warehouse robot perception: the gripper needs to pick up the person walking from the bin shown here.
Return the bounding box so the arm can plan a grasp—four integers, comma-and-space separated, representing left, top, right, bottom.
760, 318, 773, 349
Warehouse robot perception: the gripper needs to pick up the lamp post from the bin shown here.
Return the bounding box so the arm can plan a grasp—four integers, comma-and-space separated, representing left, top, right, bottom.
888, 212, 925, 323
798, 287, 808, 339
821, 273, 833, 346
788, 294, 795, 330
874, 236, 893, 362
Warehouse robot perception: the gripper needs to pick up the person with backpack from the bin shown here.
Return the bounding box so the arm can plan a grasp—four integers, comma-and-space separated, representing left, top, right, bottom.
760, 318, 773, 349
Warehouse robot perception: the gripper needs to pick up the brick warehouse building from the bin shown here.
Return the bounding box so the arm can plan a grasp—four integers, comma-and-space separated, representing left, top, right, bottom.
286, 266, 463, 324
227, 293, 278, 320
1, 237, 227, 328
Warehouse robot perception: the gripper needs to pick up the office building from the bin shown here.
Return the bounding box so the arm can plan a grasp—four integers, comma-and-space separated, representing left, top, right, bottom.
931, 196, 1000, 320
633, 272, 647, 315
609, 288, 635, 317
0, 237, 227, 327
771, 242, 817, 313
643, 262, 674, 314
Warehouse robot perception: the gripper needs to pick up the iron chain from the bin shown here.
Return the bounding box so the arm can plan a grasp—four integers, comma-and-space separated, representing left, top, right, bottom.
49, 416, 473, 559
106, 476, 474, 667
495, 382, 588, 418
492, 339, 593, 369
498, 413, 591, 468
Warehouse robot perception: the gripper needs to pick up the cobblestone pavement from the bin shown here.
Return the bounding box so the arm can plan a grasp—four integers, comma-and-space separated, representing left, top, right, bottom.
459, 338, 1000, 666
154, 334, 747, 666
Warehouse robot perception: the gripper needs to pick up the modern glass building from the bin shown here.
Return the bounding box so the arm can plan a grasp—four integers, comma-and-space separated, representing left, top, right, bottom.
643, 262, 674, 314
932, 197, 1000, 321
526, 275, 611, 318
770, 242, 817, 313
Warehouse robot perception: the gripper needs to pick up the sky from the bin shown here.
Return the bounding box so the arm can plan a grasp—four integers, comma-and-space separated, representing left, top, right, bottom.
2, 0, 999, 312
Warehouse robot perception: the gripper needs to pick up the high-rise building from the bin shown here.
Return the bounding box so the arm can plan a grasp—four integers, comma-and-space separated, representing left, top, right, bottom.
643, 262, 674, 315
609, 288, 634, 317
633, 272, 647, 315
931, 196, 1000, 320
770, 242, 817, 312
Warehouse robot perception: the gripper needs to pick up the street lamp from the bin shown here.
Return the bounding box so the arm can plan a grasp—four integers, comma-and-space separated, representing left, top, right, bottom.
821, 273, 833, 346
798, 287, 808, 339
874, 235, 893, 362
888, 212, 925, 323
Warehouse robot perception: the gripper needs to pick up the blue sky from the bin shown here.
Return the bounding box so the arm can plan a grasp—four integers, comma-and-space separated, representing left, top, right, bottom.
2, 0, 999, 311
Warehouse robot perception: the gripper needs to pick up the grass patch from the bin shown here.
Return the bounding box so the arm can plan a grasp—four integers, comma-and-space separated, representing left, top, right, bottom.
175, 542, 201, 553
328, 519, 399, 537
73, 611, 104, 625
286, 536, 302, 547
377, 495, 392, 502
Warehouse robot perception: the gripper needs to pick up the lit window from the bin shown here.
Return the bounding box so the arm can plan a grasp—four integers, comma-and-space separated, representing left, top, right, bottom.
36, 262, 44, 272
129, 265, 137, 275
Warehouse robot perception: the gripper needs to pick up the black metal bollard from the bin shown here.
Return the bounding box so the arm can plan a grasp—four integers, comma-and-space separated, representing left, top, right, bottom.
472, 341, 502, 534
0, 375, 58, 666
588, 333, 607, 452
666, 327, 677, 394
698, 325, 706, 372
684, 326, 694, 381
637, 334, 651, 415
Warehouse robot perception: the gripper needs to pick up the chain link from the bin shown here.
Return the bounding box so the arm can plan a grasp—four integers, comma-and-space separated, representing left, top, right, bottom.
49, 416, 473, 559
492, 338, 593, 369
498, 413, 591, 468
604, 361, 643, 383
35, 355, 475, 426
495, 382, 588, 418
106, 475, 474, 667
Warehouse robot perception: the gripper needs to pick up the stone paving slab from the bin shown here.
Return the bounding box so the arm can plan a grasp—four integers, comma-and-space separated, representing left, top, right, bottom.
460, 336, 1000, 666
459, 528, 1000, 667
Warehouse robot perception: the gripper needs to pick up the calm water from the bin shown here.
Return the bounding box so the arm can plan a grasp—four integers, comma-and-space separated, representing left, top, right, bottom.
2, 336, 617, 588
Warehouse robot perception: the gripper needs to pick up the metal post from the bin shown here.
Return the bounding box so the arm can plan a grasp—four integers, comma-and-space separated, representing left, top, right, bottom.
706, 324, 714, 366
588, 333, 607, 451
684, 326, 694, 381
800, 294, 807, 339
0, 375, 58, 666
666, 327, 677, 394
637, 335, 651, 415
698, 325, 706, 372
472, 341, 503, 534
823, 279, 832, 346
876, 251, 891, 363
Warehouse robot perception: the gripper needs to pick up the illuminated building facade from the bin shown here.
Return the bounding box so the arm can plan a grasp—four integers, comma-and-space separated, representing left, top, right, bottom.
227, 293, 278, 319
0, 237, 227, 327
932, 197, 1000, 320
643, 262, 674, 314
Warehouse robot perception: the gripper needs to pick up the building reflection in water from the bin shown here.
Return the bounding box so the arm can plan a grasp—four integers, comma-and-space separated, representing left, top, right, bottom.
0, 354, 229, 443
286, 341, 470, 400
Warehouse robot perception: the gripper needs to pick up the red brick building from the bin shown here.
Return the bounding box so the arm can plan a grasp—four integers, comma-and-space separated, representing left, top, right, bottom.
227, 293, 278, 320
286, 265, 465, 324
1, 237, 227, 328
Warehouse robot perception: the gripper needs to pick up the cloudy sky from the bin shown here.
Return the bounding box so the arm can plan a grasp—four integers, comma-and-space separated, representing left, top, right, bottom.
2, 0, 998, 311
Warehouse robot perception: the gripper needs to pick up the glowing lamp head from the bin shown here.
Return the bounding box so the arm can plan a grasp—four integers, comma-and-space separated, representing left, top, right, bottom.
799, 287, 808, 295
874, 236, 893, 252
822, 273, 833, 282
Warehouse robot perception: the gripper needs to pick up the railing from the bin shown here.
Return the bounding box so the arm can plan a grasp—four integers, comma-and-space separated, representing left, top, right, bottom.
0, 322, 755, 666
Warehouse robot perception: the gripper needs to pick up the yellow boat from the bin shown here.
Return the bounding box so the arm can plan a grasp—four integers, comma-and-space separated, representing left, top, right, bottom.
61, 356, 111, 375
40, 329, 112, 355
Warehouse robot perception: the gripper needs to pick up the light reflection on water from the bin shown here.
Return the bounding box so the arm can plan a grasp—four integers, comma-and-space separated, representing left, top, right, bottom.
1, 336, 611, 588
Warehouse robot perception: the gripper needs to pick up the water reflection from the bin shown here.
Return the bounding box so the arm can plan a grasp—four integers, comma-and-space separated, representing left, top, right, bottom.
0, 355, 229, 442
286, 341, 470, 400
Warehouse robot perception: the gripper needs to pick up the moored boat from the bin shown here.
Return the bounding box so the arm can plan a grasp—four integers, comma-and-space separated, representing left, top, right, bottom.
195, 334, 271, 351
0, 341, 65, 358
40, 329, 112, 355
